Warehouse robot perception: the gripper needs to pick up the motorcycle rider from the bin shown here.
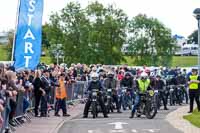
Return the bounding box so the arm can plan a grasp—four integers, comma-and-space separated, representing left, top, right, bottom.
176, 72, 188, 104
130, 72, 151, 118
155, 75, 168, 110
83, 73, 108, 118
120, 72, 134, 96
103, 71, 122, 113
120, 72, 134, 110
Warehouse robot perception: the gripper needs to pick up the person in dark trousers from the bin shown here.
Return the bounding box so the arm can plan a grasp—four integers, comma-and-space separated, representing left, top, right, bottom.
188, 69, 200, 113
55, 73, 70, 117
33, 70, 44, 117
83, 73, 108, 118
103, 71, 122, 113
176, 73, 188, 104
155, 75, 168, 110
40, 70, 51, 117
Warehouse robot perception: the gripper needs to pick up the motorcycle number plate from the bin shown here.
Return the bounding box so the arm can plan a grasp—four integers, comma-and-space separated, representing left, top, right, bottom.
92, 92, 97, 96
107, 96, 111, 98
122, 89, 126, 92
170, 89, 174, 92
108, 89, 112, 92
149, 90, 154, 96
154, 90, 158, 93
92, 99, 96, 101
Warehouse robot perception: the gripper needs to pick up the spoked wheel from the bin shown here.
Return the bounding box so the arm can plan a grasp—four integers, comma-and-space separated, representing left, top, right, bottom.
145, 101, 157, 119
92, 102, 97, 119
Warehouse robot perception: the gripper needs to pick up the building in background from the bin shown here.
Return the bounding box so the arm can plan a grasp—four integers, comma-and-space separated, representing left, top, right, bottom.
0, 32, 9, 45
173, 34, 198, 56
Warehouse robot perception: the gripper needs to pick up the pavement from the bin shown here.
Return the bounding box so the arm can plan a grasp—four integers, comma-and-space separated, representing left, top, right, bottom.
15, 104, 85, 133
166, 105, 200, 133
58, 106, 183, 133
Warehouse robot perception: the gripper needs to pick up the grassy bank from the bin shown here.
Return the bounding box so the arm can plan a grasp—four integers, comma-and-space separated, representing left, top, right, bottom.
183, 109, 200, 128
123, 56, 198, 67
0, 45, 198, 66
0, 45, 11, 61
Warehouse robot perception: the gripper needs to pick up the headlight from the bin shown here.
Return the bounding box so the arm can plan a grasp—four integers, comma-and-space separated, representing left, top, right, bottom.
107, 89, 112, 92
92, 92, 97, 96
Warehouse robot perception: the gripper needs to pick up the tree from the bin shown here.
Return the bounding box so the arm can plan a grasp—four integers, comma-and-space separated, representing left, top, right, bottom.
128, 14, 176, 66
46, 1, 128, 65
42, 25, 50, 48
188, 30, 198, 44
86, 1, 128, 64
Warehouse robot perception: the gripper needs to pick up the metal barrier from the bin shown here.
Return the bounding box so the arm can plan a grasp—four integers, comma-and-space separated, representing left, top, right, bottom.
0, 81, 88, 133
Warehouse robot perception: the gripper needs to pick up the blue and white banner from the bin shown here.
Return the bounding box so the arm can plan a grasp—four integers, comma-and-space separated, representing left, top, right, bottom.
14, 0, 44, 70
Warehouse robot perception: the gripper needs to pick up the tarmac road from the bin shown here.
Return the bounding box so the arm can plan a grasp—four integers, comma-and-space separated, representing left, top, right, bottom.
59, 106, 183, 133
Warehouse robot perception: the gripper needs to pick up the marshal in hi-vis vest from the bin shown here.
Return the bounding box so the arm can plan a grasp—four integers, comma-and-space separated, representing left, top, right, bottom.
138, 79, 150, 93
189, 75, 199, 90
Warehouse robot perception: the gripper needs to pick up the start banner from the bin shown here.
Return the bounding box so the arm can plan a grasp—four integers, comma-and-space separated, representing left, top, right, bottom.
13, 0, 44, 70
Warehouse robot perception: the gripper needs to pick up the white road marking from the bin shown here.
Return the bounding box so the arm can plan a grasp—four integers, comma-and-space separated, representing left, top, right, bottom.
108, 122, 128, 130
111, 129, 125, 133
143, 129, 160, 132
131, 129, 137, 133
88, 130, 94, 133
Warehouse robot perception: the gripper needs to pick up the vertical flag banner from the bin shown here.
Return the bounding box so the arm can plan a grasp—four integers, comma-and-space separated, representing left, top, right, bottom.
13, 0, 44, 70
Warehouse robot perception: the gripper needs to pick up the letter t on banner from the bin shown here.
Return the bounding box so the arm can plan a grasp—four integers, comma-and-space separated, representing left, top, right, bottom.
13, 0, 44, 71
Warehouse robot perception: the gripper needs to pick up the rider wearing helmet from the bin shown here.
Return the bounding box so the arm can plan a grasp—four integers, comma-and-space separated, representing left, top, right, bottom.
120, 72, 133, 89
155, 75, 168, 110
130, 72, 151, 118
120, 72, 134, 105
103, 71, 122, 113
83, 73, 108, 118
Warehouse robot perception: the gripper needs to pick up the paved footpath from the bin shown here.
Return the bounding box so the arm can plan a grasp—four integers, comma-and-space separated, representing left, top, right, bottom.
166, 105, 200, 133
15, 104, 84, 133
59, 106, 183, 133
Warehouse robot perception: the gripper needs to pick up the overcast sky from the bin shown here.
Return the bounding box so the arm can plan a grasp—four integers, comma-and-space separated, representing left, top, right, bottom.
0, 0, 199, 37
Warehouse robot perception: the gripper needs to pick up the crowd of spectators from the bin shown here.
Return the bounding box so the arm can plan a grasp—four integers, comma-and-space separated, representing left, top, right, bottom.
0, 62, 190, 132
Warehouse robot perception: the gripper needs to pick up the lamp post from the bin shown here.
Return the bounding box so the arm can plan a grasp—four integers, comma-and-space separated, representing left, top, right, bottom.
193, 8, 200, 74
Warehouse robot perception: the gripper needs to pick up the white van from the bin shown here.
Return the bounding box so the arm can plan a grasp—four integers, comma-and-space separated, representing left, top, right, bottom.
190, 44, 198, 55
178, 44, 198, 56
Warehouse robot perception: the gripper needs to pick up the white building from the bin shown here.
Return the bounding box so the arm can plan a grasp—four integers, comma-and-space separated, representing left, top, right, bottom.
173, 34, 198, 56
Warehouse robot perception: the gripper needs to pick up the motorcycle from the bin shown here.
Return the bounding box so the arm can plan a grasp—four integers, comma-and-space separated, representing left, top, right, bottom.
90, 89, 101, 118
136, 90, 157, 119
176, 85, 185, 105
104, 88, 115, 113
168, 85, 176, 106
153, 89, 160, 110
121, 87, 132, 110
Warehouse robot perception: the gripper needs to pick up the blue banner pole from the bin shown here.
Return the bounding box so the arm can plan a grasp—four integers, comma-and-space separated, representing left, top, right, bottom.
11, 0, 21, 62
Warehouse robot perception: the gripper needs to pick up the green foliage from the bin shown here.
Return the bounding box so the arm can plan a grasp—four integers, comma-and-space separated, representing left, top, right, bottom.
188, 30, 198, 44
44, 1, 128, 65
0, 45, 12, 61
43, 2, 177, 66
128, 14, 176, 66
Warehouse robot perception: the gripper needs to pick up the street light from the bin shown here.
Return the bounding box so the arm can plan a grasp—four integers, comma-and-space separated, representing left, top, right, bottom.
193, 8, 200, 74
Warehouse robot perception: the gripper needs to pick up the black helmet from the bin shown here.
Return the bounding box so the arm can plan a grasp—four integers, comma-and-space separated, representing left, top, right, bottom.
125, 72, 132, 77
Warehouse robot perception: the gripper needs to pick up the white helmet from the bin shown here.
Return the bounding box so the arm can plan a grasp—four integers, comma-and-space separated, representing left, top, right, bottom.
140, 72, 148, 79
91, 72, 99, 82
92, 67, 97, 72
150, 72, 154, 77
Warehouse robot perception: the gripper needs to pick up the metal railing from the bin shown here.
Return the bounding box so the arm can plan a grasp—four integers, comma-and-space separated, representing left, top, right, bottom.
0, 81, 88, 133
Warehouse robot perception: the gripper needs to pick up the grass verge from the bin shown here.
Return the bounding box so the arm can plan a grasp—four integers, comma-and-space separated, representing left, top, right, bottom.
183, 109, 200, 128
